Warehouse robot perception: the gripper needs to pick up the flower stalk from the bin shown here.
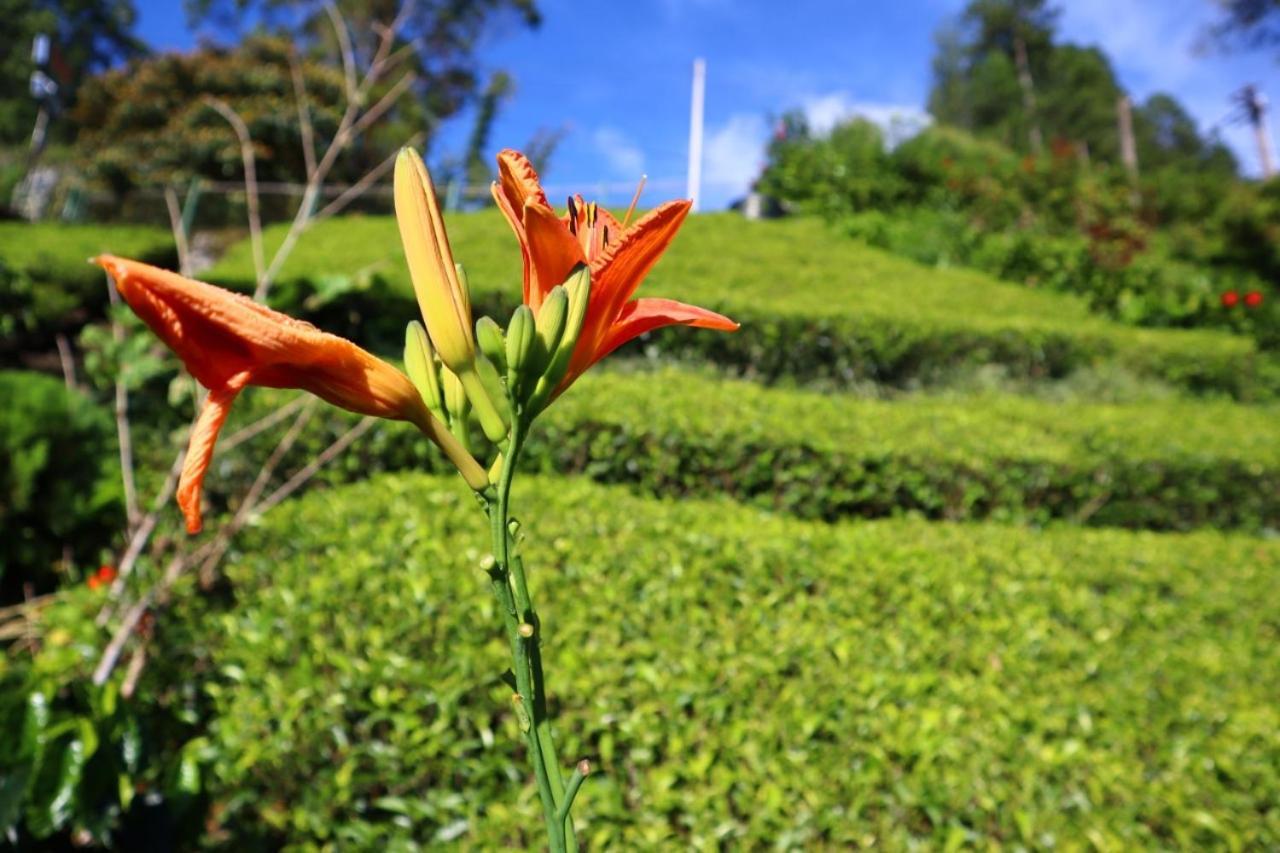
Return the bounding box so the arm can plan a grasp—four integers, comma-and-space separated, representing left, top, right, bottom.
484, 408, 579, 852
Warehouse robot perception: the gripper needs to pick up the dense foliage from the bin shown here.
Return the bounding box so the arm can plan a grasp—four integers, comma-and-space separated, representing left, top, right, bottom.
0, 370, 122, 602
759, 121, 1278, 347
197, 367, 1280, 533
165, 474, 1280, 846
3, 205, 1277, 844
0, 221, 174, 357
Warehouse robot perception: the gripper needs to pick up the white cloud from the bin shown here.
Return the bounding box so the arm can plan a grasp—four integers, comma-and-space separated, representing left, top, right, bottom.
704, 113, 769, 193
799, 92, 933, 144
592, 127, 646, 177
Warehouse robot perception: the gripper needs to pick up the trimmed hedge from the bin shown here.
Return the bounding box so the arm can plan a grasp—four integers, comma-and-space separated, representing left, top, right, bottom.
198, 472, 1280, 848
0, 222, 175, 352
203, 213, 1279, 398
215, 367, 1280, 531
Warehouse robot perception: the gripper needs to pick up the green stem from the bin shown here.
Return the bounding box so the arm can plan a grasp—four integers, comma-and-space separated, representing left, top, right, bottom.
487, 417, 579, 851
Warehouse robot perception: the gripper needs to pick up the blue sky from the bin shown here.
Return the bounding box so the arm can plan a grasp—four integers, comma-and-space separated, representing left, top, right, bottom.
135, 0, 1277, 209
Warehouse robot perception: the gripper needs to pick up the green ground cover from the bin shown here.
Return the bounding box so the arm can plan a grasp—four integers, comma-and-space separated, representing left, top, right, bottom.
0, 222, 175, 347
216, 366, 1280, 531
194, 472, 1280, 849
204, 213, 1278, 398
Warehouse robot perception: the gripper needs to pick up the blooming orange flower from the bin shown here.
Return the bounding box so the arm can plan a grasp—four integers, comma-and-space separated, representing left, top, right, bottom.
94, 255, 487, 534
491, 149, 738, 393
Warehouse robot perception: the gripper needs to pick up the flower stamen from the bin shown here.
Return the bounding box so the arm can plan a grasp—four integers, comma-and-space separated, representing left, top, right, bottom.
622, 174, 647, 229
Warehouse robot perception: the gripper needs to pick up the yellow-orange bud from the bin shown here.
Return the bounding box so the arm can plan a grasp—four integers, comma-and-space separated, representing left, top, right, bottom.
394, 147, 476, 372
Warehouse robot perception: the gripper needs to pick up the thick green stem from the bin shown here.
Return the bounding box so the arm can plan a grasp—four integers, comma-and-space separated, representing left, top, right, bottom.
487, 417, 578, 852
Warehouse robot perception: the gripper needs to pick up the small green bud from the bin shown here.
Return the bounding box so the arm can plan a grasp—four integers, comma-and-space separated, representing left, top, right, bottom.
474, 354, 511, 434
505, 304, 536, 396
532, 286, 569, 378
488, 452, 504, 485
404, 321, 445, 421
476, 316, 507, 373
528, 266, 590, 414
442, 367, 471, 449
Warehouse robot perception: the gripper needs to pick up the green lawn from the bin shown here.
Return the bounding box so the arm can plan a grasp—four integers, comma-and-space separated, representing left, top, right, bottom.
201, 472, 1280, 849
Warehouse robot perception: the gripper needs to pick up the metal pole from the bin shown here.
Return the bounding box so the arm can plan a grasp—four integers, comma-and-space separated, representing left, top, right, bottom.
686, 58, 706, 211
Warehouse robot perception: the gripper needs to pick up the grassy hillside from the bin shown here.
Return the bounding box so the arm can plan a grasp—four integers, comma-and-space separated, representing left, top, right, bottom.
203, 213, 1278, 398
201, 472, 1280, 849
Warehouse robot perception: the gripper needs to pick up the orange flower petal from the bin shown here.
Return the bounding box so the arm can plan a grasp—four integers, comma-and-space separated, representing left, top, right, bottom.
523, 201, 587, 313
496, 149, 550, 216
590, 200, 691, 322
177, 370, 251, 534
575, 298, 739, 379
95, 255, 489, 526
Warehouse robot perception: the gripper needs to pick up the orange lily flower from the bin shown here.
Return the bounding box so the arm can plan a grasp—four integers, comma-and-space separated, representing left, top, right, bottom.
94, 255, 488, 534
491, 149, 738, 392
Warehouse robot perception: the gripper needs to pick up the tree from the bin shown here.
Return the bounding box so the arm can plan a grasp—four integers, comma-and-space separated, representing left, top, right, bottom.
1203, 0, 1280, 51
1134, 93, 1237, 174
0, 0, 145, 145
182, 0, 540, 136
72, 36, 404, 197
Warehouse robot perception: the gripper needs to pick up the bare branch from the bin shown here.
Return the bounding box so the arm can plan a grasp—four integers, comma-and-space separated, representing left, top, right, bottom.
255, 417, 375, 517
324, 0, 360, 103
203, 96, 266, 292
219, 394, 310, 453
164, 186, 192, 276
195, 399, 317, 587
104, 273, 140, 531
289, 50, 318, 182
54, 334, 77, 391
346, 72, 416, 142
314, 132, 422, 222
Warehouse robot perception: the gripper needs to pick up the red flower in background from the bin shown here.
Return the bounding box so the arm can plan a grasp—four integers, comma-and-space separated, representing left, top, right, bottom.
1221, 290, 1240, 308
87, 565, 117, 591
1245, 291, 1264, 308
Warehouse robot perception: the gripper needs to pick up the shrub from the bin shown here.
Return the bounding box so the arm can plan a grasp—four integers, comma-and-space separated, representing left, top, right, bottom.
206, 367, 1280, 532
0, 370, 123, 601
0, 222, 175, 356
194, 472, 1280, 848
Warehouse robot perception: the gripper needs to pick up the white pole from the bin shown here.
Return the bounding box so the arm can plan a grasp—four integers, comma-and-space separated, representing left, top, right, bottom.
687, 58, 706, 211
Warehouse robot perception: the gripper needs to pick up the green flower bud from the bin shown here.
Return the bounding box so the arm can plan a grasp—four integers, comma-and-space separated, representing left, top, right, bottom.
476, 316, 507, 373
505, 304, 536, 396
404, 321, 445, 421
474, 352, 511, 436
532, 285, 569, 378
439, 367, 475, 451
528, 266, 590, 414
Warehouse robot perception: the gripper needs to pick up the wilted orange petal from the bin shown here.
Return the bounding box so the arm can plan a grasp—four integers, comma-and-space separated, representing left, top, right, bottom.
177, 371, 251, 534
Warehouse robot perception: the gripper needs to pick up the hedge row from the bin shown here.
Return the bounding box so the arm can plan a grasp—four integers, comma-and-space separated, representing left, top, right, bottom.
188, 473, 1280, 848
204, 213, 1279, 398
0, 222, 175, 353
215, 367, 1280, 531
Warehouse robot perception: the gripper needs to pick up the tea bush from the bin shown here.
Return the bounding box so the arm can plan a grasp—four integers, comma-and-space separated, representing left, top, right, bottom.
195, 472, 1280, 848
208, 367, 1280, 531
0, 222, 174, 354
